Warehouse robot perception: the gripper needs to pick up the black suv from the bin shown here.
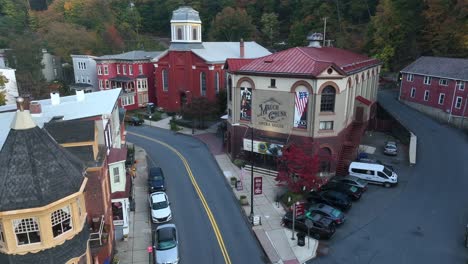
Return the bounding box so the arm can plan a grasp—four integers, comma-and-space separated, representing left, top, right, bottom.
282, 211, 336, 240
321, 182, 364, 201
148, 167, 166, 192
307, 190, 352, 211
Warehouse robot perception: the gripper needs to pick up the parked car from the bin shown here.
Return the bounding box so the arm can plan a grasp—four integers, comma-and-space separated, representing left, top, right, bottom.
321, 181, 364, 201
356, 157, 394, 171
148, 167, 166, 192
126, 115, 144, 126
307, 203, 346, 225
383, 141, 398, 156
154, 224, 179, 264
348, 162, 398, 188
329, 176, 368, 191
281, 211, 335, 240
149, 192, 172, 223
307, 190, 352, 211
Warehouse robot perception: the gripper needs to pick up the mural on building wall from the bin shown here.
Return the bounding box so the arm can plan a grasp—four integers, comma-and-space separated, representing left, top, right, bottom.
240, 87, 252, 121
294, 89, 309, 129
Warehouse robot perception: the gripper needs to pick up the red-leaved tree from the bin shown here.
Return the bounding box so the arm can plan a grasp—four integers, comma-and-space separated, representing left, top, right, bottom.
275, 143, 331, 193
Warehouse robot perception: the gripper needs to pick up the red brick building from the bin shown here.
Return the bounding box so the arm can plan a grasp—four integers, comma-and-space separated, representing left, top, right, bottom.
151, 6, 271, 112
95, 51, 163, 110
399, 56, 468, 127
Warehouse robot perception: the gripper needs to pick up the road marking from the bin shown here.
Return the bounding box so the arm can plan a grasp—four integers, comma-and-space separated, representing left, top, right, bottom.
128, 131, 232, 264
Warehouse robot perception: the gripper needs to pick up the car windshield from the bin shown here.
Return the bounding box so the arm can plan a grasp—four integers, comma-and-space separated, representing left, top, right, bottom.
305, 211, 321, 221
331, 209, 341, 217
157, 238, 176, 250
151, 176, 164, 181
152, 201, 168, 210
383, 167, 393, 176
357, 178, 367, 185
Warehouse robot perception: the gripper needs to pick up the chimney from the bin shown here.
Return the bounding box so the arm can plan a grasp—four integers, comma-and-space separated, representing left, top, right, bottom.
51, 92, 60, 105
240, 38, 245, 58
76, 89, 85, 102
307, 32, 323, 48
30, 101, 42, 114
16, 95, 31, 110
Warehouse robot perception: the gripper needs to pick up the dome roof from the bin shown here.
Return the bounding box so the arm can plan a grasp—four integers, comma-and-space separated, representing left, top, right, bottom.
0, 116, 86, 211
171, 6, 201, 22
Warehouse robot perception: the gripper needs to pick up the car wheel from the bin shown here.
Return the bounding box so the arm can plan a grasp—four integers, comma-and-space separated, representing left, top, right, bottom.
384, 182, 391, 188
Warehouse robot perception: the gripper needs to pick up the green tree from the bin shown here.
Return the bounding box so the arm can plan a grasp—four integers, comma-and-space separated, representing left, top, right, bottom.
0, 72, 8, 105
208, 7, 255, 41
260, 12, 279, 48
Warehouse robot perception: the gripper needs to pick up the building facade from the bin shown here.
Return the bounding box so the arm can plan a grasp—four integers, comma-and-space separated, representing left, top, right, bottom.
71, 55, 99, 93
95, 51, 163, 110
152, 6, 271, 112
226, 35, 381, 175
0, 103, 90, 264
399, 56, 468, 129
41, 49, 63, 82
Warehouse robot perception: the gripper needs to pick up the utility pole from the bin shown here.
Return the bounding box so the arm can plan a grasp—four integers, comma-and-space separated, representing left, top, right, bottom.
322, 17, 328, 47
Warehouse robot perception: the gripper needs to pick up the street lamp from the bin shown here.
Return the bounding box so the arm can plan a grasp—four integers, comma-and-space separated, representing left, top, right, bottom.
232, 122, 254, 221
185, 91, 195, 134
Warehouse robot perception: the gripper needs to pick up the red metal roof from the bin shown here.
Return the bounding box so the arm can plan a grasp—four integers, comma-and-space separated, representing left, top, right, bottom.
108, 147, 127, 164
235, 47, 380, 77
225, 58, 255, 72
356, 95, 373, 106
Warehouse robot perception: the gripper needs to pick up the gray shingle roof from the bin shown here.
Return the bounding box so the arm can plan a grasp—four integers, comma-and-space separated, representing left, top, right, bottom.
95, 50, 163, 61
171, 6, 201, 22
44, 120, 95, 144
401, 56, 468, 81
0, 226, 89, 264
0, 126, 86, 211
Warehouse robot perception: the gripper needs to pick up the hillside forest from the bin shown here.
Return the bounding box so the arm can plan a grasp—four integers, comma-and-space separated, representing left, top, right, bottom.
0, 0, 466, 99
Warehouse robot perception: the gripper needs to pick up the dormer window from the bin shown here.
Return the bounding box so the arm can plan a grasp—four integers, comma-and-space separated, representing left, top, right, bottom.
51, 206, 73, 238
13, 218, 41, 245
177, 27, 183, 40
193, 28, 198, 40
270, 79, 276, 88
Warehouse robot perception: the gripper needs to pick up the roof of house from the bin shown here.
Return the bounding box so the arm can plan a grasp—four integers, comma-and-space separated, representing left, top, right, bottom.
232, 47, 380, 77
108, 147, 127, 164
0, 88, 121, 150
400, 56, 468, 81
190, 42, 271, 64
0, 227, 89, 263
225, 58, 256, 72
44, 120, 95, 144
0, 122, 86, 211
95, 50, 164, 61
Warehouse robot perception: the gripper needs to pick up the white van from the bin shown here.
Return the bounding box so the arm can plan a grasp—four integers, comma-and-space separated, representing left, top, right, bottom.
348, 162, 398, 187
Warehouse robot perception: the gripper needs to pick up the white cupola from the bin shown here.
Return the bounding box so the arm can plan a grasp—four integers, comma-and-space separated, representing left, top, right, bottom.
170, 6, 202, 43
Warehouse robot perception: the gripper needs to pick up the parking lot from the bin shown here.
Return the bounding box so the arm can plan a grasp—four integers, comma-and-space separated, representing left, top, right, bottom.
322, 131, 412, 244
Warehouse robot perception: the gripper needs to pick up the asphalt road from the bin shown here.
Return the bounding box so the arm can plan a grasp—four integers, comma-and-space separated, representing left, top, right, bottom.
311, 90, 468, 264
127, 127, 266, 264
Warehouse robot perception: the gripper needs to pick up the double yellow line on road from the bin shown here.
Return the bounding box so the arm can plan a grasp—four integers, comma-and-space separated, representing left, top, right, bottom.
129, 132, 232, 264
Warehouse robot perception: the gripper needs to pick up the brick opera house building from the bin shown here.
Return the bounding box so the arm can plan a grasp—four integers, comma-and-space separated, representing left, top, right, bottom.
225, 34, 381, 175
151, 6, 270, 112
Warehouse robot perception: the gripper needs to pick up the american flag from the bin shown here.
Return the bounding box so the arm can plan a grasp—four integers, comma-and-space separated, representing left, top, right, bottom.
295, 91, 309, 116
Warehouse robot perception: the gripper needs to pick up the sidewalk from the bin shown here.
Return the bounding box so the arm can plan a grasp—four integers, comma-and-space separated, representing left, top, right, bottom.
125, 117, 318, 264
115, 144, 152, 264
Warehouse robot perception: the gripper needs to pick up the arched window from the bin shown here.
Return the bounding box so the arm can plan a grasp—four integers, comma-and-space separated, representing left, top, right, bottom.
215, 72, 219, 94
320, 86, 336, 112
192, 28, 198, 40
51, 206, 73, 237
177, 28, 183, 40
14, 217, 41, 245
200, 72, 207, 96
228, 76, 232, 102
162, 70, 169, 92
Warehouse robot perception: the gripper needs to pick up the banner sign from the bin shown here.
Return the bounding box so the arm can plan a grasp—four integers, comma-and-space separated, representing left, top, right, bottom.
254, 177, 262, 195
243, 138, 283, 156
294, 90, 309, 129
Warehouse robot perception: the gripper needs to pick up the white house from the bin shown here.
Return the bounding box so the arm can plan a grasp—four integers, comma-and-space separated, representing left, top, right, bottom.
71, 54, 99, 93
